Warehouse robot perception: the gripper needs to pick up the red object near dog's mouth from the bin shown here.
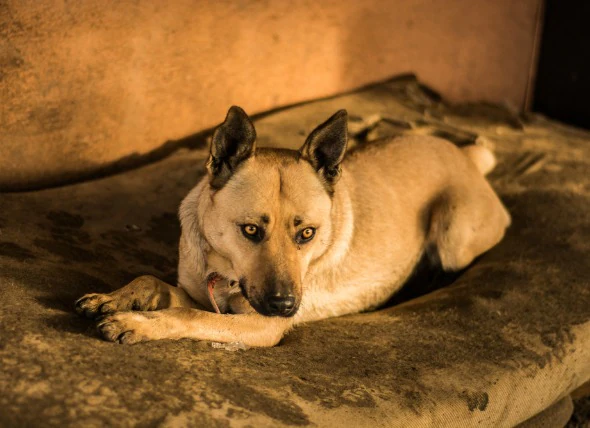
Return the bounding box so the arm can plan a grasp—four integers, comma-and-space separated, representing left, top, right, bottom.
206, 272, 223, 314
206, 273, 243, 314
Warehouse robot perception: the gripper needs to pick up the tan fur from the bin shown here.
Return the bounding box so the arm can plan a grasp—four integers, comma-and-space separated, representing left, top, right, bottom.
76, 112, 510, 347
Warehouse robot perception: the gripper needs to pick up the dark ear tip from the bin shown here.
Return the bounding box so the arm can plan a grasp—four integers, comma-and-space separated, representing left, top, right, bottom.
227, 105, 248, 118
223, 105, 256, 138
329, 110, 347, 123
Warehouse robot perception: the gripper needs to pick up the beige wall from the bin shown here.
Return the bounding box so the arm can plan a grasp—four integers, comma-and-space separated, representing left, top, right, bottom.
0, 0, 541, 190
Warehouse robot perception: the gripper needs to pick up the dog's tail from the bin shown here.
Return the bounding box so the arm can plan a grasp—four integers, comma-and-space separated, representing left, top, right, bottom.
462, 144, 497, 176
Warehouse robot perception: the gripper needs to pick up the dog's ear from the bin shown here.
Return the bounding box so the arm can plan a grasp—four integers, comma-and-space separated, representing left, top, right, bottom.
207, 106, 256, 189
300, 110, 348, 185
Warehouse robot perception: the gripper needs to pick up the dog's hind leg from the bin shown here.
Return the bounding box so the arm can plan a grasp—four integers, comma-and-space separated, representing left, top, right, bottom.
427, 181, 511, 272
96, 308, 293, 347
75, 275, 201, 319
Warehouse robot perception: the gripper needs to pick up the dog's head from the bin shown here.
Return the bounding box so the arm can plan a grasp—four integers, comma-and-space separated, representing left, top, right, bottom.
200, 106, 348, 317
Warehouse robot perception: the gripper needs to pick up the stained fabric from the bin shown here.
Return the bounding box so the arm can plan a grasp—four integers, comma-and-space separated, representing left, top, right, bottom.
0, 78, 589, 426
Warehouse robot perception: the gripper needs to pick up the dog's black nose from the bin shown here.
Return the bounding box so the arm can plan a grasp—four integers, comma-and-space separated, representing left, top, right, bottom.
265, 294, 296, 316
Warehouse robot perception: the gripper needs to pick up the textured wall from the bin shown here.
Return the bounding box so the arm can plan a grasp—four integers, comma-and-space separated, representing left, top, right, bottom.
0, 0, 541, 190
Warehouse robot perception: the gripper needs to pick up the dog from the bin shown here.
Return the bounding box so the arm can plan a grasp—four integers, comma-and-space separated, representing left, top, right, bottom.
75, 106, 511, 347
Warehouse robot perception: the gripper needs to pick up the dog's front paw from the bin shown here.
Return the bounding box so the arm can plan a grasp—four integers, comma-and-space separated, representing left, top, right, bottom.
75, 293, 120, 319
75, 275, 164, 319
96, 312, 160, 345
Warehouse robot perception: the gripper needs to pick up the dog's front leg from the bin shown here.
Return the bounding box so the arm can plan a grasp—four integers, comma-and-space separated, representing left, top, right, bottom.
96, 308, 293, 347
75, 275, 200, 319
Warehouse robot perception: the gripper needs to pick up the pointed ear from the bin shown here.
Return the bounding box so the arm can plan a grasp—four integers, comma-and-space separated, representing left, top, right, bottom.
299, 110, 348, 185
207, 106, 256, 189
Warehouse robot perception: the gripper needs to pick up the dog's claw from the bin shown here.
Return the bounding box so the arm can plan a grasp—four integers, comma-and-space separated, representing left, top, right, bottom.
116, 331, 129, 344
97, 319, 127, 342
74, 297, 89, 314
117, 331, 141, 345
97, 318, 113, 332
75, 293, 112, 319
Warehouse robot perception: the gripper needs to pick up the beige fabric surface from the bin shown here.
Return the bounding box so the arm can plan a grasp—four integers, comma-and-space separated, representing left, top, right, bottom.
1, 79, 589, 426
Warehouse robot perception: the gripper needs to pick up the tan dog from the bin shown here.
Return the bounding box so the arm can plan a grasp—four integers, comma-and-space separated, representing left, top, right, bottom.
75, 106, 510, 347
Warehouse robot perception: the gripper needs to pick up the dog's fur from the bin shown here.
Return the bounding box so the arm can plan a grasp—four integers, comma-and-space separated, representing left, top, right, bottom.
76, 106, 510, 347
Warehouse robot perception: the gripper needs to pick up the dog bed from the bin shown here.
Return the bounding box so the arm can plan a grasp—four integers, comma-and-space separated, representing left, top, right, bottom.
1, 76, 589, 427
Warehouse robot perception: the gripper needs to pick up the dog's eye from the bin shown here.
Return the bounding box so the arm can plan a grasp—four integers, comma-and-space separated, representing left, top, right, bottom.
301, 228, 314, 239
243, 224, 258, 235
296, 227, 316, 244
241, 224, 263, 242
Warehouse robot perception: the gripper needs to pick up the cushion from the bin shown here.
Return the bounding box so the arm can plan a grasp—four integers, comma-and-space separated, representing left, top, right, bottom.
1, 76, 588, 426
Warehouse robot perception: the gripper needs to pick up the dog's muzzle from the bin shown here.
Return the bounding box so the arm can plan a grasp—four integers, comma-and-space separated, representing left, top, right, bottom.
239, 278, 299, 317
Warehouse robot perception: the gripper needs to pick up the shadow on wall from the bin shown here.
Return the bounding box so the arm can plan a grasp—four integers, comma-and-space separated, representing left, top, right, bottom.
0, 75, 403, 192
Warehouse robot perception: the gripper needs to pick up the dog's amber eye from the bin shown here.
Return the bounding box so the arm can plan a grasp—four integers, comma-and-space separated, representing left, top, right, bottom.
243, 224, 258, 235
296, 227, 316, 243
302, 228, 314, 239
241, 224, 264, 242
